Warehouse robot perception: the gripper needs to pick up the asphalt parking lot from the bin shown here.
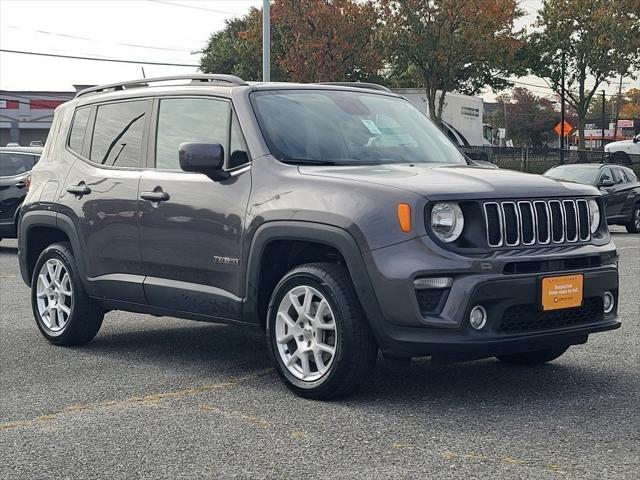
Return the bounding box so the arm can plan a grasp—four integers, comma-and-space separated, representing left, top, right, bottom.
1, 229, 638, 480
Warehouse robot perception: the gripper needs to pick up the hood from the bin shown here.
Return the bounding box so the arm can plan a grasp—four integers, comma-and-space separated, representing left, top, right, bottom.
605, 139, 633, 150
298, 163, 599, 200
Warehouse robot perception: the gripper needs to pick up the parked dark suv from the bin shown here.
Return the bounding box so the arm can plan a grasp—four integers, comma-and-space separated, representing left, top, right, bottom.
18, 75, 620, 399
544, 163, 640, 233
0, 146, 42, 241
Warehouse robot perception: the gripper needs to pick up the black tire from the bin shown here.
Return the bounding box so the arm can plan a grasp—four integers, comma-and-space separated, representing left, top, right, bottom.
625, 203, 640, 234
497, 346, 569, 366
31, 242, 104, 346
611, 151, 631, 166
266, 263, 378, 400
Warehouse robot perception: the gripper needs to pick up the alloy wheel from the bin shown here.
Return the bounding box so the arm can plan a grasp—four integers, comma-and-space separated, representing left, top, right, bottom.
274, 285, 337, 381
36, 258, 73, 332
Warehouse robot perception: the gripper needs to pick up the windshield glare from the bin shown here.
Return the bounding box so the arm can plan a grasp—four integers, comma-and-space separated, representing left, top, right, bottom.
251, 90, 467, 165
544, 166, 598, 185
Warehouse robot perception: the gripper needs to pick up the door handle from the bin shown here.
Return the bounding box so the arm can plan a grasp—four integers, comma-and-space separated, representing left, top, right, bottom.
140, 190, 170, 202
15, 181, 26, 189
66, 183, 91, 195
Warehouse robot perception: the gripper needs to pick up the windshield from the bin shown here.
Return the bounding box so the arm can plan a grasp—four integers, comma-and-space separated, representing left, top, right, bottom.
544, 165, 599, 185
251, 90, 467, 165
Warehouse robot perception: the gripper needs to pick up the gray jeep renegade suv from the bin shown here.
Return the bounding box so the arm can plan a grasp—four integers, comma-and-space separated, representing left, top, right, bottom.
18, 75, 620, 399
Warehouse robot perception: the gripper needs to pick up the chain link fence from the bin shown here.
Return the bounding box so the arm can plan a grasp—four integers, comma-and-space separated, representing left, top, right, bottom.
463, 146, 640, 176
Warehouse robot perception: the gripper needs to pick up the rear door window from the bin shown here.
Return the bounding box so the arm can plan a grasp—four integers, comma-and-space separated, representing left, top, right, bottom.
155, 98, 230, 170
90, 101, 147, 168
0, 152, 37, 176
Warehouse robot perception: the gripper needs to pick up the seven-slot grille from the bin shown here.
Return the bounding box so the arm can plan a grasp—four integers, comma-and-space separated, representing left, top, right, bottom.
483, 199, 591, 248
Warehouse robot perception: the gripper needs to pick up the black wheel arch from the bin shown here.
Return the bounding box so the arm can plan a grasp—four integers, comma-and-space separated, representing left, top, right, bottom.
19, 210, 94, 295
242, 221, 386, 339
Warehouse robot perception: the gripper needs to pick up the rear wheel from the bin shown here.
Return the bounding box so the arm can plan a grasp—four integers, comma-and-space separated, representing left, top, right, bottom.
625, 204, 640, 233
611, 151, 631, 166
31, 242, 104, 346
497, 346, 569, 365
266, 263, 378, 400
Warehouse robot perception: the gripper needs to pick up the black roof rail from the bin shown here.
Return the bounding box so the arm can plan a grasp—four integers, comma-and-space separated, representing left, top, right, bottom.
316, 82, 392, 92
75, 74, 248, 98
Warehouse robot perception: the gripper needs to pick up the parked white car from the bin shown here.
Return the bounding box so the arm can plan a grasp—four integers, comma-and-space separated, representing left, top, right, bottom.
605, 134, 640, 165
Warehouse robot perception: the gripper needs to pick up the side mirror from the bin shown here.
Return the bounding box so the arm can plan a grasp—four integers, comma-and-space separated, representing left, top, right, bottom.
179, 142, 229, 181
600, 179, 615, 188
633, 135, 640, 143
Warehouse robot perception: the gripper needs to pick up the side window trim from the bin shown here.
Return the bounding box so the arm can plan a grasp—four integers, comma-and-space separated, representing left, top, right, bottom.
81, 106, 97, 159
150, 95, 235, 171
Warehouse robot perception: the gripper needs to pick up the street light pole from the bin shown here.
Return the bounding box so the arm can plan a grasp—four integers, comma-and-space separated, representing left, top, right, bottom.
601, 90, 606, 160
262, 0, 270, 82
560, 51, 565, 164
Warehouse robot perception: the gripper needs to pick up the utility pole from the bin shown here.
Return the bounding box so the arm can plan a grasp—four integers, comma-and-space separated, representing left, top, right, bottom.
560, 51, 565, 163
601, 90, 606, 160
502, 100, 508, 147
262, 0, 270, 82
613, 75, 623, 142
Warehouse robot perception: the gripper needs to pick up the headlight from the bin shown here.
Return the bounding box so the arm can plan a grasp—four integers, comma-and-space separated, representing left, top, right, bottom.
588, 198, 600, 234
431, 202, 464, 242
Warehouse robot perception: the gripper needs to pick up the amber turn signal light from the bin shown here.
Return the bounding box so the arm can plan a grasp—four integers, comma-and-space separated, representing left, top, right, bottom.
397, 203, 412, 233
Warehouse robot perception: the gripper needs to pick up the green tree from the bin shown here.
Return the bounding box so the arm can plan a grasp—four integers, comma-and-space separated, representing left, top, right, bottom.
382, 0, 524, 125
528, 0, 640, 150
200, 7, 287, 81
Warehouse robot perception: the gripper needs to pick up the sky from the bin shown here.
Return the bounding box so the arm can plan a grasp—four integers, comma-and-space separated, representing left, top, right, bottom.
0, 0, 638, 101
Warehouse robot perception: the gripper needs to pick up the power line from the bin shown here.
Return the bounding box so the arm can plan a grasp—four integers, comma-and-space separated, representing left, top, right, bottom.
146, 0, 242, 15
497, 77, 624, 99
3, 25, 199, 53
0, 49, 199, 67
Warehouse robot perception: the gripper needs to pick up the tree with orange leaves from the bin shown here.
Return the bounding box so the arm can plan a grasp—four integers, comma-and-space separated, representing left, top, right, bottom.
272, 0, 383, 83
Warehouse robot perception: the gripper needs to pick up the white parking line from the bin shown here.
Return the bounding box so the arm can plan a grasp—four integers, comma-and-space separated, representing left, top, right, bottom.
617, 245, 640, 250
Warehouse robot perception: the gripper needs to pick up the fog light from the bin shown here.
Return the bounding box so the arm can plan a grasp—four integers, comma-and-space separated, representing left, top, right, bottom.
469, 306, 487, 330
603, 291, 615, 314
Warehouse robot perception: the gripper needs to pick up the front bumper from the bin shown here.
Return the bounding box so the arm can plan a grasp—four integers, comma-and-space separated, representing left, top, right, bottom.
362, 235, 620, 359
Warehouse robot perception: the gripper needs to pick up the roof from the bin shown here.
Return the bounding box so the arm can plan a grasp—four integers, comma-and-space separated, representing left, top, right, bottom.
73, 74, 397, 101
550, 163, 632, 170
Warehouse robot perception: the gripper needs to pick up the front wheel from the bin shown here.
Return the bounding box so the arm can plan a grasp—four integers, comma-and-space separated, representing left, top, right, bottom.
611, 151, 631, 166
266, 263, 378, 400
31, 242, 104, 346
625, 204, 640, 233
497, 346, 569, 365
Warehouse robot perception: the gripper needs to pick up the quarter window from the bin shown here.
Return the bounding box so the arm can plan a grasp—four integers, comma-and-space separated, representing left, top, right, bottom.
68, 107, 90, 154
90, 101, 147, 168
155, 98, 230, 170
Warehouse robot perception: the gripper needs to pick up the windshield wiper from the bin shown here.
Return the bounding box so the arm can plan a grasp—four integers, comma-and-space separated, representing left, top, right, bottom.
281, 158, 340, 166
